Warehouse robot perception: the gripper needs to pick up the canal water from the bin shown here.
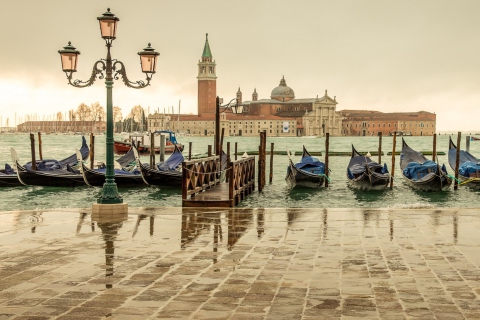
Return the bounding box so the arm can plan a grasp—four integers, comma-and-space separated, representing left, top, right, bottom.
0, 133, 479, 211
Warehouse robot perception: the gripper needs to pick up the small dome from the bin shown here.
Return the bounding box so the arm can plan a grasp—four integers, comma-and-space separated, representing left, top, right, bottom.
271, 76, 295, 101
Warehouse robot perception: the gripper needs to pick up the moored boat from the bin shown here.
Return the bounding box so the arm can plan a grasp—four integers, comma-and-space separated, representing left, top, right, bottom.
347, 145, 389, 190
400, 138, 452, 191
5, 136, 90, 188
114, 130, 183, 154
137, 145, 184, 187
448, 137, 480, 189
285, 146, 328, 189
78, 147, 146, 188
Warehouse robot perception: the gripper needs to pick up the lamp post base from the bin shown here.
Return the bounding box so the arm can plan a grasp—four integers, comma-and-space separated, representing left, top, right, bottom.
97, 182, 123, 204
92, 203, 128, 215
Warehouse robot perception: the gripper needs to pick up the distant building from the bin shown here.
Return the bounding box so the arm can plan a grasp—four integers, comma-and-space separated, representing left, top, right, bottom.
340, 110, 436, 136
148, 34, 343, 137
147, 35, 435, 138
17, 121, 106, 134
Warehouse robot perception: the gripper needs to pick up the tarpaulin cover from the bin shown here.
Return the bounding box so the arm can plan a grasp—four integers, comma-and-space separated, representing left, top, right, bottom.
402, 160, 437, 180
157, 147, 184, 171
295, 156, 325, 175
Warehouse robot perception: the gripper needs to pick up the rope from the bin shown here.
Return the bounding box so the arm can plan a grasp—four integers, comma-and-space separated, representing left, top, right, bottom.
458, 177, 480, 185
446, 174, 461, 184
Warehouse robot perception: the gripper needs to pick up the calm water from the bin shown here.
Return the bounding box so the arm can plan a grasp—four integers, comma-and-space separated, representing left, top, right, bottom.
0, 132, 479, 211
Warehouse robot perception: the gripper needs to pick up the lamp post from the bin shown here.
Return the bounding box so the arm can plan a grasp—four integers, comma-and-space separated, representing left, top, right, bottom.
58, 8, 159, 205
215, 97, 244, 157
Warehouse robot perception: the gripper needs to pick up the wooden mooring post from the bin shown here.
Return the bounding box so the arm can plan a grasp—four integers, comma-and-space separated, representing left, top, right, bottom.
235, 142, 238, 160
269, 143, 274, 184
208, 145, 212, 157
258, 131, 266, 192
188, 142, 192, 161
160, 135, 166, 162
37, 132, 43, 160
378, 132, 382, 164
150, 132, 155, 168
454, 132, 461, 190
466, 136, 471, 153
325, 133, 330, 187
29, 133, 36, 170
432, 133, 437, 161
390, 132, 397, 190
90, 133, 95, 169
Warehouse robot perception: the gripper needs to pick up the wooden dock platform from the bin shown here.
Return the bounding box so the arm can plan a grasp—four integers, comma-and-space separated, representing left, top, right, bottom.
182, 155, 256, 208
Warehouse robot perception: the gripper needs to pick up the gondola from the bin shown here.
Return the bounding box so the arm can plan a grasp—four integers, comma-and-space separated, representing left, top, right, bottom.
400, 138, 452, 191
137, 145, 184, 187
78, 147, 146, 188
347, 145, 389, 190
7, 136, 90, 188
11, 149, 86, 187
448, 137, 480, 189
285, 146, 327, 189
0, 163, 23, 187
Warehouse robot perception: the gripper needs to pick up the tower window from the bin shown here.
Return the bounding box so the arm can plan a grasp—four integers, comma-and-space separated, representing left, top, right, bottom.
209, 67, 213, 73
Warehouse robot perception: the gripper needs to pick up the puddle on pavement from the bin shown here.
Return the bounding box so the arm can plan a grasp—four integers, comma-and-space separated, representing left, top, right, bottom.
1, 207, 480, 318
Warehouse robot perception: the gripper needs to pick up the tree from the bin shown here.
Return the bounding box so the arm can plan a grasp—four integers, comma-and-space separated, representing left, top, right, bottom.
76, 103, 91, 121
113, 106, 123, 122
69, 109, 75, 121
56, 112, 63, 121
128, 105, 144, 123
90, 102, 106, 122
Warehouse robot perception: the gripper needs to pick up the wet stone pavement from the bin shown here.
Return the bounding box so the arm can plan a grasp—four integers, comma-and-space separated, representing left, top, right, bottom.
1, 207, 480, 319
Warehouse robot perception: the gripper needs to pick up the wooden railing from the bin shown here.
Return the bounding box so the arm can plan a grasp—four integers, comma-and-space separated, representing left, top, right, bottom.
182, 155, 256, 207
182, 155, 221, 200
229, 156, 256, 206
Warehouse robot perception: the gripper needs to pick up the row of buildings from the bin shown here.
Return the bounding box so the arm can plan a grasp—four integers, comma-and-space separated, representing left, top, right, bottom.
147, 34, 436, 137
16, 34, 436, 136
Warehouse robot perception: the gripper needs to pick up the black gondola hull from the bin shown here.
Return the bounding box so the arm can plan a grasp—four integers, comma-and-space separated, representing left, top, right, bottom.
401, 171, 452, 192
286, 160, 325, 189
16, 163, 85, 187
348, 172, 389, 191
139, 164, 182, 187
81, 163, 146, 188
0, 175, 23, 187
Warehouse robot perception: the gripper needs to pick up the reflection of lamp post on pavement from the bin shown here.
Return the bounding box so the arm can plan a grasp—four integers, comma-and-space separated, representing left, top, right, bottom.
58, 8, 159, 209
93, 211, 127, 289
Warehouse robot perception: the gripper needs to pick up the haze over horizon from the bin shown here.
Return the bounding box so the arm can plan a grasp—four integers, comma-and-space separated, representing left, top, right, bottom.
1, 1, 479, 132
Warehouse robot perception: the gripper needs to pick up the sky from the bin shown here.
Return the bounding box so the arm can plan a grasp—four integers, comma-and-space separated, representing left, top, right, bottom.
1, 1, 480, 131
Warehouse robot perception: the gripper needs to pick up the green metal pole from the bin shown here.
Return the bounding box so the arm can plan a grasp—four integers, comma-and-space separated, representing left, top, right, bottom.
98, 44, 122, 204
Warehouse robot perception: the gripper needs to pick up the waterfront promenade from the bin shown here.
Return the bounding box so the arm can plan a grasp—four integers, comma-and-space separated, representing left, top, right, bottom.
1, 207, 480, 319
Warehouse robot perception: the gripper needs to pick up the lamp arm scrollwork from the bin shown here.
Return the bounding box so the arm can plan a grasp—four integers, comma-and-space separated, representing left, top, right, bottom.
67, 60, 105, 88
113, 60, 151, 89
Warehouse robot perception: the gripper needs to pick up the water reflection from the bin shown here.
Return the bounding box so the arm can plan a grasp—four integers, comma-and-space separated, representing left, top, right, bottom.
91, 212, 127, 289
179, 209, 254, 263
228, 209, 253, 250
132, 214, 154, 238
352, 188, 389, 204
453, 213, 458, 244
29, 212, 43, 233
257, 208, 265, 238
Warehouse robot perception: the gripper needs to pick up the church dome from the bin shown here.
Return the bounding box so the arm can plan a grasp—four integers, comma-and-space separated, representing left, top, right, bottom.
271, 76, 295, 101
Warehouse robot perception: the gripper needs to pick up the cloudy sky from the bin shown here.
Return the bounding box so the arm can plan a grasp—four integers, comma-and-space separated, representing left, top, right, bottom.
1, 1, 479, 131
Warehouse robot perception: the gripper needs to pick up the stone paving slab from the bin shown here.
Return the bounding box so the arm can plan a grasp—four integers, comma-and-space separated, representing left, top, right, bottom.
0, 207, 480, 319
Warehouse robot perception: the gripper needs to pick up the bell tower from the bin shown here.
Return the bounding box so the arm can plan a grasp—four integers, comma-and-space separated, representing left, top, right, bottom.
197, 33, 217, 114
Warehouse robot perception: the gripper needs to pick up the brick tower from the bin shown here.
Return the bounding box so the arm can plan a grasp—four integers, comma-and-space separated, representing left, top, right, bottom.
197, 33, 217, 114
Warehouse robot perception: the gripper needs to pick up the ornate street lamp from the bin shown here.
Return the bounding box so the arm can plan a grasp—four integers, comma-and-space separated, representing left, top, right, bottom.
58, 8, 159, 205
215, 97, 246, 157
